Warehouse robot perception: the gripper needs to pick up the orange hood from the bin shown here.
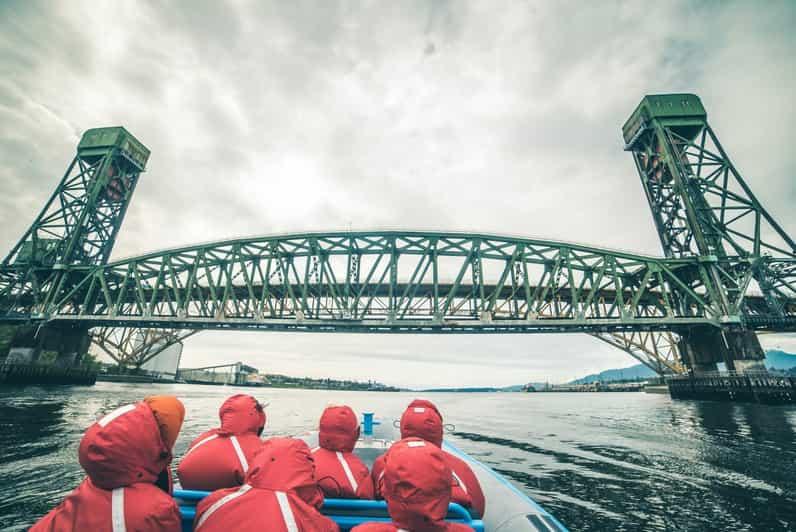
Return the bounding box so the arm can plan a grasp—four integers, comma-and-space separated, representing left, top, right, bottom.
144, 395, 185, 450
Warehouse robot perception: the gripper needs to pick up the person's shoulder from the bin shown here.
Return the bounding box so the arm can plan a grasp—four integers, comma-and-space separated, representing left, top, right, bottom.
442, 450, 479, 477
127, 482, 174, 498
125, 484, 181, 531
442, 449, 469, 465
196, 485, 240, 512
188, 428, 221, 448
311, 445, 332, 457
371, 453, 386, 470
343, 450, 369, 467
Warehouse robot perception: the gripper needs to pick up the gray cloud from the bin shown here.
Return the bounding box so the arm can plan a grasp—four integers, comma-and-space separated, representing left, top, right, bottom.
1, 1, 794, 386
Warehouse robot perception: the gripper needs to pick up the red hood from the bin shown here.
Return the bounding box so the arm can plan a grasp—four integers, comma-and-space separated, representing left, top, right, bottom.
400, 399, 443, 447
319, 405, 359, 452
383, 438, 452, 531
245, 437, 324, 508
78, 402, 170, 490
218, 394, 266, 435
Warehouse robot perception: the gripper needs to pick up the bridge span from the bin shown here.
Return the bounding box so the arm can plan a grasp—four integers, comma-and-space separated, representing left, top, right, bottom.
1, 94, 794, 376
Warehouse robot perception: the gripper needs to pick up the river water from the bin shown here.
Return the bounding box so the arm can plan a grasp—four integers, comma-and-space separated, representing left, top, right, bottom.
1, 383, 794, 531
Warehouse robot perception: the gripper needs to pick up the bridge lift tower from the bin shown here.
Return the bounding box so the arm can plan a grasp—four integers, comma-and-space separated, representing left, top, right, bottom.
1, 128, 149, 366
624, 94, 795, 372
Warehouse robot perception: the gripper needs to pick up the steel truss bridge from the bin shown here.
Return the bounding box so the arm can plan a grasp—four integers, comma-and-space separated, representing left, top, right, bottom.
1, 94, 794, 375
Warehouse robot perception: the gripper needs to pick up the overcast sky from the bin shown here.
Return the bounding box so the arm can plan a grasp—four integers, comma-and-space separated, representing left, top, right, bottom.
1, 1, 794, 388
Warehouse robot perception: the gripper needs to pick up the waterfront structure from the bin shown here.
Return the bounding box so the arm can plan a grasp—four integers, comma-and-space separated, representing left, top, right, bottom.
138, 337, 183, 381
0, 94, 793, 379
178, 362, 258, 386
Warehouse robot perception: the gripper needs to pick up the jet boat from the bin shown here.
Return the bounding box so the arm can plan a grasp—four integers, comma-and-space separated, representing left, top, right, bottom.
174, 412, 567, 531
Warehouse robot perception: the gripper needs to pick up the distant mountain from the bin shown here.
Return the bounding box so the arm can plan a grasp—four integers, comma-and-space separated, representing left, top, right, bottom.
421, 387, 499, 392
569, 349, 796, 384
764, 350, 796, 370
420, 351, 796, 392
570, 363, 656, 384
418, 384, 530, 393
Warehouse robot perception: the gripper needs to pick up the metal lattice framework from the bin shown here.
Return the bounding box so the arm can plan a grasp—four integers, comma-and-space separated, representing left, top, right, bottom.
1, 95, 794, 374
41, 232, 728, 330
625, 94, 796, 321
23, 231, 796, 372
593, 331, 684, 374
1, 127, 148, 318
90, 327, 196, 367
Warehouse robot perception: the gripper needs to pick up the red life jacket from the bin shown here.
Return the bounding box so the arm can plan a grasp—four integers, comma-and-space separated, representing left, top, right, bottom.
193, 437, 339, 532
373, 400, 486, 517
177, 394, 265, 491
353, 438, 474, 532
31, 402, 181, 532
312, 405, 374, 499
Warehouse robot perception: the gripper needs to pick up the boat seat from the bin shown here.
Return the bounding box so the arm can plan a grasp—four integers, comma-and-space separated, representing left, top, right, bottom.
174, 489, 485, 532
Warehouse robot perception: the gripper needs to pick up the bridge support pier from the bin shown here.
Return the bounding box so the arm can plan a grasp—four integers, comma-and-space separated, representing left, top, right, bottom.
679, 326, 766, 375
5, 324, 91, 367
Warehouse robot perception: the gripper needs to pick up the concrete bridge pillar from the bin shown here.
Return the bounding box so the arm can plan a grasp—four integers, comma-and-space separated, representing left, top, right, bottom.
4, 324, 90, 367
5, 325, 44, 365
50, 326, 92, 368
723, 330, 767, 373
679, 326, 766, 375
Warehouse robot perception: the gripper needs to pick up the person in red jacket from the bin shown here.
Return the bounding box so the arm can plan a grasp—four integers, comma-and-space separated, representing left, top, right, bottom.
31, 396, 185, 532
372, 399, 486, 517
193, 437, 339, 532
145, 395, 186, 494
352, 438, 474, 532
311, 405, 374, 499
178, 394, 266, 491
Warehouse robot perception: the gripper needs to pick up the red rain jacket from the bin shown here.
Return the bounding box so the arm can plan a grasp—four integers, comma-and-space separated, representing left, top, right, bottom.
312, 406, 374, 499
31, 402, 181, 532
193, 437, 339, 532
352, 438, 474, 532
178, 394, 265, 491
372, 400, 486, 517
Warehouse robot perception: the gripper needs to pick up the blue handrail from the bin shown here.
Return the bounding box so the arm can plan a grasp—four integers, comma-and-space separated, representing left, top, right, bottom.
174, 490, 485, 531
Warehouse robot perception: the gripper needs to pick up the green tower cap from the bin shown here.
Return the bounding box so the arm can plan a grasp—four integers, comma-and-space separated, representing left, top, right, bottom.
78, 126, 150, 170
623, 94, 707, 147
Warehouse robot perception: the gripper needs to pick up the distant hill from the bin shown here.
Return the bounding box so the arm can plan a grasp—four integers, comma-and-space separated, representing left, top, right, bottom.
420, 350, 796, 392
570, 363, 657, 384
420, 384, 524, 392
569, 349, 796, 384
764, 349, 796, 370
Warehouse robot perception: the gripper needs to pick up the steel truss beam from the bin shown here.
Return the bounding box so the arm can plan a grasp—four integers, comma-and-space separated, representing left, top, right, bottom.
593, 331, 683, 375
29, 231, 786, 330
90, 327, 196, 367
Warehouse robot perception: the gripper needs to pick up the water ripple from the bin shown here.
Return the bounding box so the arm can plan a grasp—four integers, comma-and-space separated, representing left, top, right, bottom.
1, 386, 795, 531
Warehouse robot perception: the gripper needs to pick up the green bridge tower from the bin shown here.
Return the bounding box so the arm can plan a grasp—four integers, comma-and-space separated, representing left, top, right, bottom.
623, 94, 796, 372
2, 127, 149, 366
